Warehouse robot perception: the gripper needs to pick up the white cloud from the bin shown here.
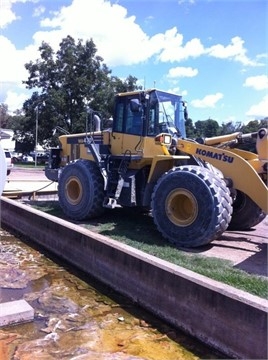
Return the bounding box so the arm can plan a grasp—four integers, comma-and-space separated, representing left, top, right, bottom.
156, 33, 261, 68
0, 0, 17, 28
4, 90, 29, 113
256, 53, 268, 61
0, 36, 25, 83
33, 5, 46, 18
33, 2, 204, 67
169, 87, 188, 97
246, 95, 268, 119
158, 34, 260, 66
0, 35, 38, 83
0, 0, 265, 117
178, 0, 196, 4
1, 0, 262, 91
157, 31, 205, 62
38, 0, 155, 67
207, 36, 261, 66
0, 0, 37, 29
191, 93, 223, 108
167, 66, 198, 78
0, 34, 40, 112
0, 1, 40, 104
243, 75, 268, 90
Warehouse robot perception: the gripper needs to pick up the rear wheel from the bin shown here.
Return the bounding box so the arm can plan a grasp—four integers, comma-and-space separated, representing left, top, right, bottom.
228, 190, 266, 230
58, 160, 105, 220
151, 165, 233, 248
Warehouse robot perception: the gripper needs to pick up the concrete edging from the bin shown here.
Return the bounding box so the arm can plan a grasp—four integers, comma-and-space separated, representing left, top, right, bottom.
0, 300, 34, 327
1, 196, 267, 359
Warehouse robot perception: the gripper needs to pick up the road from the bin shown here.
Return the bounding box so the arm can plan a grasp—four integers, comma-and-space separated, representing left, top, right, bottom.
4, 166, 58, 197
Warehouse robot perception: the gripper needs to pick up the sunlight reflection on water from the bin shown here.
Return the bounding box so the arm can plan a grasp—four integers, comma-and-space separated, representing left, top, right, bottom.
0, 229, 224, 360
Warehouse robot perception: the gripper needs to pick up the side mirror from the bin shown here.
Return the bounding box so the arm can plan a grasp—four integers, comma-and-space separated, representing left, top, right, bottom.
130, 99, 141, 113
182, 101, 188, 121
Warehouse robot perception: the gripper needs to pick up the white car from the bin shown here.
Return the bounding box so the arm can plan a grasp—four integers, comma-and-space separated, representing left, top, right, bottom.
5, 150, 13, 175
22, 155, 34, 162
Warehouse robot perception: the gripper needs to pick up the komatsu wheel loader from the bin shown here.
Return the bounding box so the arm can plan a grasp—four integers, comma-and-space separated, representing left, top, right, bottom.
45, 89, 268, 248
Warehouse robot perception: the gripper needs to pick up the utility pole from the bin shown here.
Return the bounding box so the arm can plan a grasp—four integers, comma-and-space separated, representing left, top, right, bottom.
35, 106, 39, 167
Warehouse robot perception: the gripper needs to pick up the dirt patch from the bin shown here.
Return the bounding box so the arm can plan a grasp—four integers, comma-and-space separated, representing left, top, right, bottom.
189, 216, 268, 277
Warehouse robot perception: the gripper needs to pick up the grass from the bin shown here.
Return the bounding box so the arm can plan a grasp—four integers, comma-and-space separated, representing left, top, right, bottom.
14, 163, 45, 169
30, 201, 268, 299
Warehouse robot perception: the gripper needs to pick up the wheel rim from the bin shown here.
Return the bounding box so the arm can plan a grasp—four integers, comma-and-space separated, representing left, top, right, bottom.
165, 188, 198, 226
65, 176, 83, 205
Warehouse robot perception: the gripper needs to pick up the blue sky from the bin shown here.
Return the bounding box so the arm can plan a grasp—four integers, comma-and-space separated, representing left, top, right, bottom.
0, 0, 267, 125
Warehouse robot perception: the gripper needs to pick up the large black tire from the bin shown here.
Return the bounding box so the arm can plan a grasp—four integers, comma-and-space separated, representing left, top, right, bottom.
228, 190, 266, 230
58, 160, 105, 220
151, 165, 233, 248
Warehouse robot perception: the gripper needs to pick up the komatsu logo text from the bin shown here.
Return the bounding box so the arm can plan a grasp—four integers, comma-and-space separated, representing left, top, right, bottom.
196, 148, 234, 163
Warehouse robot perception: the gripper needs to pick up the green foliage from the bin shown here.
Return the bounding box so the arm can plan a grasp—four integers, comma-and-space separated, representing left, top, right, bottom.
184, 118, 196, 138
0, 103, 9, 128
185, 118, 267, 143
195, 119, 220, 138
241, 119, 268, 133
219, 121, 243, 135
19, 36, 140, 147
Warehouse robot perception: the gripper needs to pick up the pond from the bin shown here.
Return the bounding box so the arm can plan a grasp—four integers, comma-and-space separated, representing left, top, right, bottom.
0, 228, 225, 360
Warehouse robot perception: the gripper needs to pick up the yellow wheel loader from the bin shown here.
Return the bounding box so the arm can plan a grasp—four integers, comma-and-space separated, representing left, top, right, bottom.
45, 89, 267, 248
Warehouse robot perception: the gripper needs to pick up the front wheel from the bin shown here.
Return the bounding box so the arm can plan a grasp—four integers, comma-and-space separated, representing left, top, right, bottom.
228, 190, 266, 230
151, 165, 233, 248
58, 160, 105, 220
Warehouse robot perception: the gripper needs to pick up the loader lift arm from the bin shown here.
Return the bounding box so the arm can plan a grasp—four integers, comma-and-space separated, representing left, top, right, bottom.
177, 139, 268, 214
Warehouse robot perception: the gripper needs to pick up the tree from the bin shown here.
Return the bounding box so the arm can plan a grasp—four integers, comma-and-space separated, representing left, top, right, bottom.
185, 118, 196, 138
0, 103, 10, 128
220, 121, 242, 135
10, 111, 36, 153
23, 36, 111, 144
241, 120, 263, 133
22, 36, 140, 147
195, 119, 219, 138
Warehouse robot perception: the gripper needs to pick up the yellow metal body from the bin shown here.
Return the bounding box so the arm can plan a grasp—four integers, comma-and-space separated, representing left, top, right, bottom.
203, 132, 241, 145
57, 127, 267, 214
178, 139, 268, 213
58, 130, 189, 177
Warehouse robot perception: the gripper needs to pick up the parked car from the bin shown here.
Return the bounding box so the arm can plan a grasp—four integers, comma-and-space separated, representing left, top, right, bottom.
30, 152, 49, 165
5, 150, 13, 175
11, 151, 22, 163
22, 154, 34, 162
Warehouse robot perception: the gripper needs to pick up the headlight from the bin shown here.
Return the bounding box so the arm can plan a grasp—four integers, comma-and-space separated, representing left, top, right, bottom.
155, 133, 172, 146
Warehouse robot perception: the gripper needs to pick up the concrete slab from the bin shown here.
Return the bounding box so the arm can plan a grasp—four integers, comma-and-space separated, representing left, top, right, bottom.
0, 300, 34, 327
4, 167, 58, 197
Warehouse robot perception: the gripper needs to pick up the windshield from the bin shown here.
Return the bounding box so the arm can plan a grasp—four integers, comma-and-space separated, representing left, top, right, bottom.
148, 90, 185, 138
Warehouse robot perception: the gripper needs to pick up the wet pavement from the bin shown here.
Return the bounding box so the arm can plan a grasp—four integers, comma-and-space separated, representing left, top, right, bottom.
0, 229, 225, 360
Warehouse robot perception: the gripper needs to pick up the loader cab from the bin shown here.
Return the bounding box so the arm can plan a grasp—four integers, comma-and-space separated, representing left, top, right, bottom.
113, 95, 144, 136
112, 89, 186, 139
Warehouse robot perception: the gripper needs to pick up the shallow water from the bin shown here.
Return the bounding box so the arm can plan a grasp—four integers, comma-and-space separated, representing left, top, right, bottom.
0, 229, 225, 360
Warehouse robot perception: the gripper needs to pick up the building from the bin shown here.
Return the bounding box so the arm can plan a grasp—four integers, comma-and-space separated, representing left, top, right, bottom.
0, 129, 15, 151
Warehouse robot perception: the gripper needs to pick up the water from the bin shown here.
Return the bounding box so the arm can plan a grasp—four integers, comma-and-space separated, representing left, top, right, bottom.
0, 228, 225, 360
